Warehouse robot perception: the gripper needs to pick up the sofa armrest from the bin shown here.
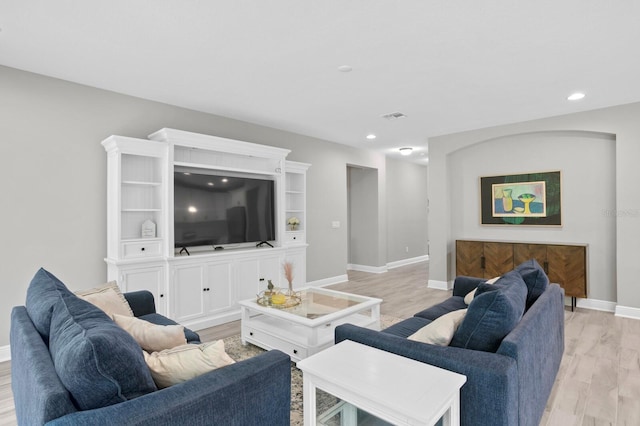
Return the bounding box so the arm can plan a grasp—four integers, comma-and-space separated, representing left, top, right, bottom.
47, 350, 291, 426
335, 324, 518, 426
123, 291, 156, 317
452, 276, 486, 297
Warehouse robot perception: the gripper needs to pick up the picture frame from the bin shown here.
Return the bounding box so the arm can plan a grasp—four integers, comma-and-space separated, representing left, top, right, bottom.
480, 171, 561, 226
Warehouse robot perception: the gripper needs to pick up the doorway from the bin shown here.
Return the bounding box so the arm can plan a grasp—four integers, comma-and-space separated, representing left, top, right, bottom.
347, 165, 379, 270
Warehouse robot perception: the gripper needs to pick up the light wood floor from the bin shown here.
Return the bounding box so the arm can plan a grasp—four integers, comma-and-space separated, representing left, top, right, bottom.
2, 262, 639, 425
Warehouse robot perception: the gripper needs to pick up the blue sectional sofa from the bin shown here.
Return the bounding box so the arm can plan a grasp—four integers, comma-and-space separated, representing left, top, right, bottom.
335, 260, 565, 426
10, 268, 291, 425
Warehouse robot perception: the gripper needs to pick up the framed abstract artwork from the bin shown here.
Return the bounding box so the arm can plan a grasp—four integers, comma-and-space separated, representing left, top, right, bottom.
480, 171, 562, 226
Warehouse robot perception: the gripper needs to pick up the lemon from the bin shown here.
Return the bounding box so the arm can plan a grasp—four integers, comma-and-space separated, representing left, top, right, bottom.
271, 294, 287, 305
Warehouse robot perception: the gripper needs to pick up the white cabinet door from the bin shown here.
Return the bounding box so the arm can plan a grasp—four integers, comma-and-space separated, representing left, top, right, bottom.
172, 264, 206, 323
118, 265, 167, 315
236, 258, 260, 302
172, 261, 235, 323
260, 254, 284, 289
205, 262, 233, 313
236, 253, 285, 302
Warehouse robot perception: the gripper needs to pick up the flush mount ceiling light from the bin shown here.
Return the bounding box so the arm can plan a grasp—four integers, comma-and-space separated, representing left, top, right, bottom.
366, 134, 376, 140
567, 92, 586, 101
399, 147, 413, 156
382, 112, 408, 120
337, 65, 352, 72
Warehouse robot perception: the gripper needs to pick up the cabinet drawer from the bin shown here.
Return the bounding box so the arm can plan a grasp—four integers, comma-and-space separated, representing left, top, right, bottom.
284, 232, 305, 244
243, 326, 308, 360
122, 240, 162, 258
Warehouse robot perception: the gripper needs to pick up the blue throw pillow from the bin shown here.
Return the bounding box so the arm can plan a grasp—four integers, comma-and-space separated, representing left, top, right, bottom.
48, 291, 157, 410
514, 259, 549, 309
25, 268, 74, 342
450, 271, 527, 352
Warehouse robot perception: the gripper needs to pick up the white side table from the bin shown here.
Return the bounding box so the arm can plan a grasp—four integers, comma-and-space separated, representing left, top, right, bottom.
297, 340, 467, 426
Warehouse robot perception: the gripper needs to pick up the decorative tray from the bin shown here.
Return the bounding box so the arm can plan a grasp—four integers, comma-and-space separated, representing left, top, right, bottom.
256, 290, 302, 309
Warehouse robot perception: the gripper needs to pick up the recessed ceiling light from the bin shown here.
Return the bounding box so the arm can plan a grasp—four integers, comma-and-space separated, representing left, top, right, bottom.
337, 65, 352, 73
207, 182, 214, 186
221, 178, 228, 183
567, 92, 585, 101
399, 147, 413, 156
366, 134, 376, 140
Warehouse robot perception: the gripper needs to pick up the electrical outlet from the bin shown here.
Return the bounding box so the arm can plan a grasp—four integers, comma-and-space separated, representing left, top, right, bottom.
405, 246, 409, 253
332, 221, 340, 229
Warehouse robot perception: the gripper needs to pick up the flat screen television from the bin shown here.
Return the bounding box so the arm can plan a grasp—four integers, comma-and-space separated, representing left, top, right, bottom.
174, 170, 275, 249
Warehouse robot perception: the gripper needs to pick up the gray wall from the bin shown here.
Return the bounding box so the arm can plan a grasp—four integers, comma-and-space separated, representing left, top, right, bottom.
385, 158, 429, 263
0, 65, 425, 348
428, 102, 640, 311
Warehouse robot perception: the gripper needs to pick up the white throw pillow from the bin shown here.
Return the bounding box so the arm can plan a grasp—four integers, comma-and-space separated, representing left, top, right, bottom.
463, 276, 501, 305
75, 281, 134, 317
408, 309, 468, 346
144, 340, 236, 388
113, 314, 187, 353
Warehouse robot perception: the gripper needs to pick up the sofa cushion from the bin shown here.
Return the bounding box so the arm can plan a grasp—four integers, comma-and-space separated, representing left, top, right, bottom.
139, 313, 201, 343
143, 340, 235, 388
113, 314, 187, 352
408, 309, 467, 346
382, 316, 433, 338
514, 259, 549, 309
48, 291, 157, 410
25, 268, 75, 341
463, 276, 501, 305
450, 271, 527, 352
413, 296, 467, 321
75, 281, 134, 318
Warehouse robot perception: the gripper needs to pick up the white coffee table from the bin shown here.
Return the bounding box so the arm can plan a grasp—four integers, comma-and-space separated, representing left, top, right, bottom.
297, 340, 467, 426
239, 287, 381, 362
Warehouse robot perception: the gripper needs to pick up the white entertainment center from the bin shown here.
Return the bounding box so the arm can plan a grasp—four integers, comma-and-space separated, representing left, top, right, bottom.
102, 128, 309, 331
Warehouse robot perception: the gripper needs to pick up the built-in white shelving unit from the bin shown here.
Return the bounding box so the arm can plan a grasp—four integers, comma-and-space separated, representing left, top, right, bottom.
103, 129, 310, 330
284, 161, 310, 248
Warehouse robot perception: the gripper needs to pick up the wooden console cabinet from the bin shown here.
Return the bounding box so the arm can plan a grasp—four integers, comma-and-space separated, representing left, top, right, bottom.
456, 239, 587, 298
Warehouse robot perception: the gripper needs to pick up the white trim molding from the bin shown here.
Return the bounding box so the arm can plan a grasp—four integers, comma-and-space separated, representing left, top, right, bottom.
428, 279, 450, 291
0, 345, 10, 362
307, 274, 349, 288
347, 264, 388, 274
615, 304, 640, 320
575, 298, 616, 313
387, 255, 429, 270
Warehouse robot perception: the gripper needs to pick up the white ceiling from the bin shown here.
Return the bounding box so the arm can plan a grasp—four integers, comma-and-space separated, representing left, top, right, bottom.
2, 1, 640, 163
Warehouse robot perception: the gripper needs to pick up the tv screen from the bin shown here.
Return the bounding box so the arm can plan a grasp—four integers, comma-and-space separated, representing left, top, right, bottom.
174, 171, 275, 249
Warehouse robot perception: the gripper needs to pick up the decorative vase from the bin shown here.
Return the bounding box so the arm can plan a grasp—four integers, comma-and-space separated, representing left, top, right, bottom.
287, 280, 294, 295
289, 224, 297, 231
502, 189, 513, 213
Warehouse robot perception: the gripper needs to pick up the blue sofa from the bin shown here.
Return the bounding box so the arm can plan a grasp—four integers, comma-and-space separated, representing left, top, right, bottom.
10, 268, 291, 425
335, 260, 565, 426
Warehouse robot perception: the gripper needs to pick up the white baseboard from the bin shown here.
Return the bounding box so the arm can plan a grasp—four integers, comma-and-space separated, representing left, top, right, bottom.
307, 274, 349, 288
0, 345, 10, 362
575, 298, 616, 312
387, 255, 429, 270
428, 279, 450, 291
184, 311, 242, 332
347, 264, 388, 274
615, 304, 640, 320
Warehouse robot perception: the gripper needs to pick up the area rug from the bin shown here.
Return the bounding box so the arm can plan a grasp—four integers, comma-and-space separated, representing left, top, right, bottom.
222, 315, 403, 425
